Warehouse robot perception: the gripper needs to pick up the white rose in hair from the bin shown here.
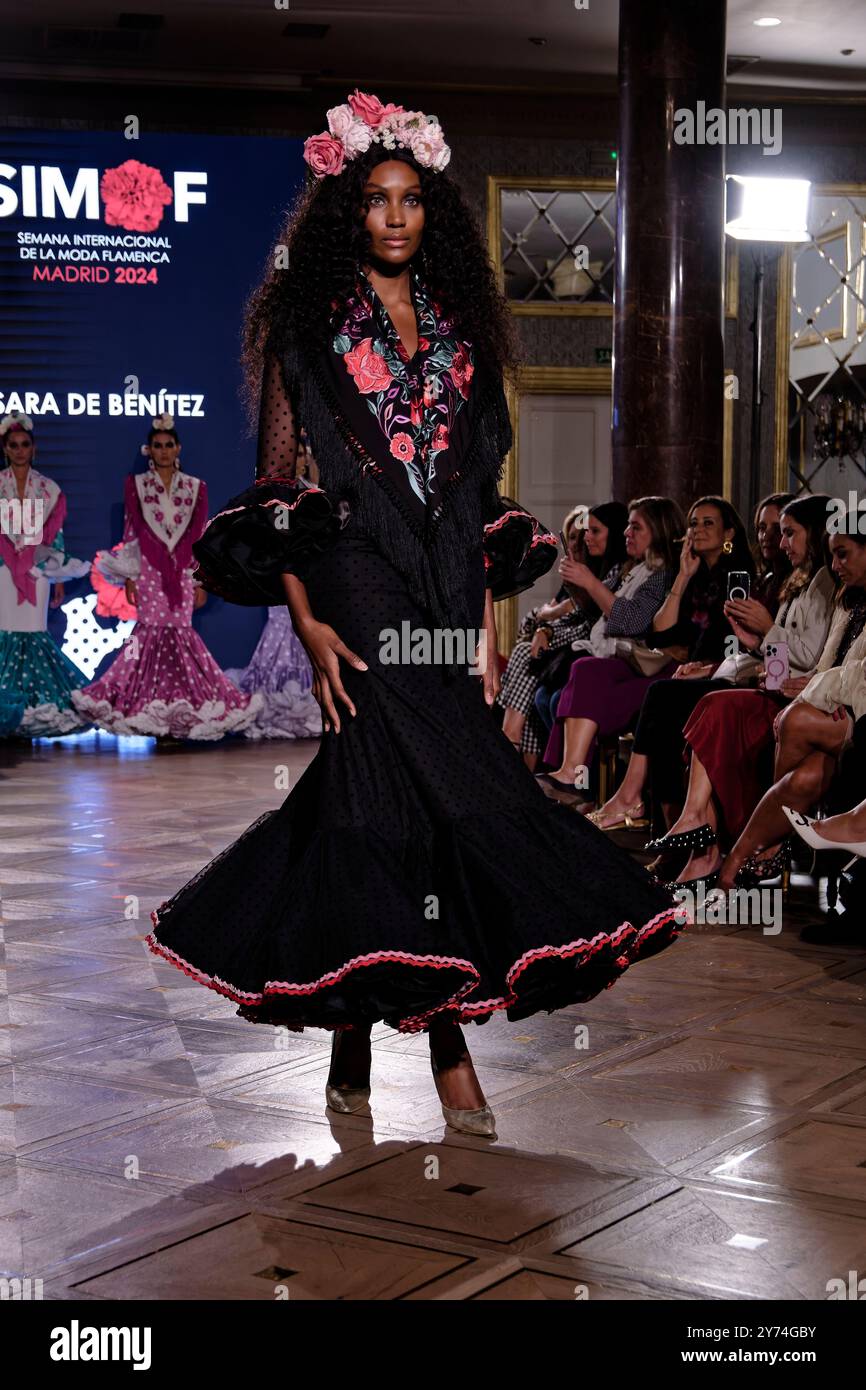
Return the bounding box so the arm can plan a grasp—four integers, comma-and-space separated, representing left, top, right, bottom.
411, 123, 447, 167
343, 119, 373, 157
326, 103, 355, 142
432, 143, 451, 172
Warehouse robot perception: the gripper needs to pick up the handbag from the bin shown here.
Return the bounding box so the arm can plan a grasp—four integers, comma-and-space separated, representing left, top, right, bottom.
614, 638, 685, 677
528, 643, 576, 691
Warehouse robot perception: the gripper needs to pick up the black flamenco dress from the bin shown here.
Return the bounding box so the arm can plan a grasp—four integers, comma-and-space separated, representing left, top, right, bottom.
146, 271, 683, 1033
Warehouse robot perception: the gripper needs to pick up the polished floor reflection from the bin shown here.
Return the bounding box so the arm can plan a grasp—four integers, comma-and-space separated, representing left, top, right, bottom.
1, 733, 865, 1301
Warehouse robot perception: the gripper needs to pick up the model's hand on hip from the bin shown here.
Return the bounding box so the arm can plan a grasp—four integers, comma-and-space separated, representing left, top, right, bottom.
298, 617, 368, 734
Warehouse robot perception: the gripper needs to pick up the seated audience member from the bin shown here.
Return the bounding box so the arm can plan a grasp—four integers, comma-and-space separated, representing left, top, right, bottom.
785, 715, 866, 944
589, 492, 791, 831
499, 501, 628, 767
537, 494, 685, 804
659, 504, 860, 888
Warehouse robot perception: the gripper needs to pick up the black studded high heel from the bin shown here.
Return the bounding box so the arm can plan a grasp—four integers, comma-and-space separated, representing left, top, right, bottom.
645, 823, 716, 855
734, 839, 791, 888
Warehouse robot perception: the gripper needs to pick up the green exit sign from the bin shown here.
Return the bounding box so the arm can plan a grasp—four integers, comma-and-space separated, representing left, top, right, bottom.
595, 348, 612, 365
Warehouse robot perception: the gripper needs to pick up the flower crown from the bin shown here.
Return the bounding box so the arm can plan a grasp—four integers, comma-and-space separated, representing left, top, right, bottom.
0, 410, 34, 437
303, 89, 451, 180
141, 412, 177, 456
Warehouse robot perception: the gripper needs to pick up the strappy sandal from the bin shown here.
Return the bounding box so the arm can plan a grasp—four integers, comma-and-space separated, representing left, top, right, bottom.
585, 801, 649, 831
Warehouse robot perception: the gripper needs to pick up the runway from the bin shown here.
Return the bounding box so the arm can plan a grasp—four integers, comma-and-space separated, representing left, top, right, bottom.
1, 733, 865, 1301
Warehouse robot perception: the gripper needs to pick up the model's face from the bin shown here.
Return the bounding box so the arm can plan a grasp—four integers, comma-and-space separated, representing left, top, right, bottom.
830, 533, 866, 588
584, 516, 609, 557
688, 503, 731, 560
756, 505, 782, 562
625, 509, 651, 560
780, 514, 807, 567
4, 430, 33, 467
148, 433, 180, 468
362, 160, 425, 265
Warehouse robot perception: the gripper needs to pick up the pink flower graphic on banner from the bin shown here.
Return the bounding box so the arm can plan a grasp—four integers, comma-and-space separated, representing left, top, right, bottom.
101, 160, 173, 232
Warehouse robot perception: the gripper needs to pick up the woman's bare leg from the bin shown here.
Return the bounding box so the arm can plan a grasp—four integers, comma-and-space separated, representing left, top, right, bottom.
428, 1015, 486, 1110
665, 754, 717, 835
594, 752, 649, 824
501, 707, 525, 745
811, 798, 866, 842
551, 717, 598, 785
718, 746, 841, 890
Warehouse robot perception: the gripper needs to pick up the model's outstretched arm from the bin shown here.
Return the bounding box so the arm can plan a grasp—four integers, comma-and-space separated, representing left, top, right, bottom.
256, 352, 299, 482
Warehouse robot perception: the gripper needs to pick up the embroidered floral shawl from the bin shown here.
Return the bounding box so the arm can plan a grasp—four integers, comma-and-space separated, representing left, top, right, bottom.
325, 270, 474, 520
124, 465, 208, 610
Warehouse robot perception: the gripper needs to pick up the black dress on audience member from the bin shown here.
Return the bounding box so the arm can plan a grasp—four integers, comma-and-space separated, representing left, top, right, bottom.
630, 554, 757, 811
145, 275, 681, 1034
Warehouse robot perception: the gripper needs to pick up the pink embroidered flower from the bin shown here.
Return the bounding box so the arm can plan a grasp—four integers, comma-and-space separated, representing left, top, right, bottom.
432, 423, 449, 451
303, 133, 345, 178
390, 432, 415, 462
410, 398, 422, 427
154, 510, 164, 522
348, 90, 402, 128
343, 338, 392, 393
100, 160, 173, 233
449, 344, 474, 398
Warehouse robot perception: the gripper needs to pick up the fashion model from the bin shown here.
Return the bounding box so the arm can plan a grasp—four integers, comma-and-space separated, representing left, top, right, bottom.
0, 411, 90, 737
146, 94, 682, 1137
73, 415, 259, 740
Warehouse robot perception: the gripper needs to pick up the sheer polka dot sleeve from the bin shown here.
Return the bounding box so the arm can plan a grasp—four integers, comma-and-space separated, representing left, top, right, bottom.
256, 352, 299, 482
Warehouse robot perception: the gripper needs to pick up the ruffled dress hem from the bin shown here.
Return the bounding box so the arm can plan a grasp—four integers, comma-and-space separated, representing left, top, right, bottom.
72, 690, 263, 740
145, 904, 684, 1034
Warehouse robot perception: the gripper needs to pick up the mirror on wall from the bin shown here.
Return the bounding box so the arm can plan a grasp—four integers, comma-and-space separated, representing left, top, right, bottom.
779, 186, 866, 495
488, 174, 739, 319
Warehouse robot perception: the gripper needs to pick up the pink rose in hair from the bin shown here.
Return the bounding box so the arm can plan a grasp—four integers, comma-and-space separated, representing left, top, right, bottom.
303, 133, 346, 178
349, 90, 402, 128
410, 122, 447, 168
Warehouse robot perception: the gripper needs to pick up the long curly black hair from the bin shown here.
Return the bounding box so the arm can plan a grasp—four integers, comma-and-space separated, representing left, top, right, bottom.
242, 145, 518, 417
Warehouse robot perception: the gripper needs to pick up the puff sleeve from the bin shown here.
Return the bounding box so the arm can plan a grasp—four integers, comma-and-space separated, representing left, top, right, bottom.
480, 479, 558, 601
192, 350, 348, 605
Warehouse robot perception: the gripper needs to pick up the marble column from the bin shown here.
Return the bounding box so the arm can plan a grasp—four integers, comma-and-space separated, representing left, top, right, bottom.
612, 0, 727, 504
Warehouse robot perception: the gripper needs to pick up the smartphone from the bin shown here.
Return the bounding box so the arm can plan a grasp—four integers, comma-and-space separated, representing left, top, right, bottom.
726, 571, 751, 603
764, 641, 790, 691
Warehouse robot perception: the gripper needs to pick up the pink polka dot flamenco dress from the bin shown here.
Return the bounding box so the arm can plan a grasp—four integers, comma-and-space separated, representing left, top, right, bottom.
73, 462, 260, 740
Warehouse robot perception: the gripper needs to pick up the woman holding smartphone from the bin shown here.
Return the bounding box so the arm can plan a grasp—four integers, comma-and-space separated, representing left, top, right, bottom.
653, 494, 837, 887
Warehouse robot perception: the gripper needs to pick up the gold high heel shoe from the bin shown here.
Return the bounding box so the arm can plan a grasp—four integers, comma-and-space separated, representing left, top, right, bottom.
325, 1030, 371, 1115
585, 801, 648, 831
431, 1056, 497, 1138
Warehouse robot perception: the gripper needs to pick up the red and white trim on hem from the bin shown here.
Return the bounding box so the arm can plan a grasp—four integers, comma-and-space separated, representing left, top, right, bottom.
145, 904, 684, 1034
